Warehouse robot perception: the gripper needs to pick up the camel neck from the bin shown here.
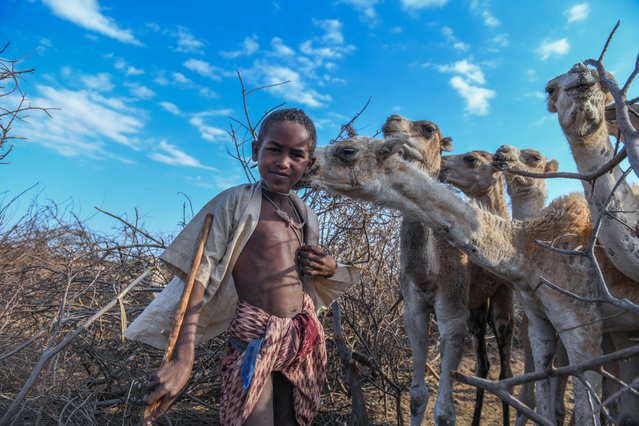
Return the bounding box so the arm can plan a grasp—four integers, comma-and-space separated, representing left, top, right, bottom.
473, 177, 509, 220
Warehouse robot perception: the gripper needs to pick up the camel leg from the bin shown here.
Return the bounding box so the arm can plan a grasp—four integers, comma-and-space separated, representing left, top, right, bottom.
559, 321, 603, 426
525, 310, 558, 424
490, 286, 515, 426
600, 333, 618, 423
516, 314, 535, 426
609, 331, 639, 425
469, 302, 490, 426
553, 340, 569, 425
434, 290, 469, 426
401, 276, 433, 426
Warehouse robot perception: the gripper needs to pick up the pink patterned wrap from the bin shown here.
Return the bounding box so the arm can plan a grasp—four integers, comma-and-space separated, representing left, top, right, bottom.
219, 293, 327, 426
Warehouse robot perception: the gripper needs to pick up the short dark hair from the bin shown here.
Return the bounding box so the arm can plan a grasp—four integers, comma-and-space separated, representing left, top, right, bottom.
256, 108, 317, 155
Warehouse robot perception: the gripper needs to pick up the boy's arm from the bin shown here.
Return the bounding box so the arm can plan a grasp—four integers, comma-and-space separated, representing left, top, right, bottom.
143, 279, 206, 410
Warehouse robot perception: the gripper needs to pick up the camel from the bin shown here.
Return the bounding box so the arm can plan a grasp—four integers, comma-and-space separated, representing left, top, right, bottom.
548, 63, 639, 423
439, 150, 515, 425
546, 62, 639, 283
493, 146, 569, 425
305, 135, 639, 425
496, 145, 639, 425
381, 114, 487, 426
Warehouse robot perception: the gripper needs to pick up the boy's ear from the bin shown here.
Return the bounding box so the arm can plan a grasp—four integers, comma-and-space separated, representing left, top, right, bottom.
251, 141, 259, 161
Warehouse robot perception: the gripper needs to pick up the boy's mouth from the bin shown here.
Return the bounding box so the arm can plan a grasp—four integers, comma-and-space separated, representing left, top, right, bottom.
270, 171, 290, 178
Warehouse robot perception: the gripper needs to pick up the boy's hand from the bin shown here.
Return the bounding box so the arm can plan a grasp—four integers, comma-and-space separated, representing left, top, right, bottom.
300, 245, 337, 278
144, 354, 194, 413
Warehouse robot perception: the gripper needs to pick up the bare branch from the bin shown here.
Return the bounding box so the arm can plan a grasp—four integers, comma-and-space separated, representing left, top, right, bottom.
597, 20, 620, 63
504, 148, 627, 181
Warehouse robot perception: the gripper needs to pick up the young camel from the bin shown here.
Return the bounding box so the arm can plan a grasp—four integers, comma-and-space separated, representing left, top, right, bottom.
546, 62, 639, 282
493, 146, 568, 425
382, 115, 511, 426
306, 135, 639, 425
439, 150, 515, 426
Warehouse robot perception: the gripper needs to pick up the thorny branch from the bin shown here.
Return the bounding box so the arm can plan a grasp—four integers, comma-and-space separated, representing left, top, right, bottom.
0, 43, 54, 164
454, 343, 639, 426
584, 22, 639, 178
535, 167, 639, 316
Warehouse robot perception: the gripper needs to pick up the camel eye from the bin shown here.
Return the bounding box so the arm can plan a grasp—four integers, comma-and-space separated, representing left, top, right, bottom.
421, 125, 435, 134
463, 156, 477, 165
531, 155, 541, 163
339, 146, 359, 162
545, 86, 555, 96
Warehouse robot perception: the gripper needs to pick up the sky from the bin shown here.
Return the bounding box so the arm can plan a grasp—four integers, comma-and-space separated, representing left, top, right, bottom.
1, 0, 638, 237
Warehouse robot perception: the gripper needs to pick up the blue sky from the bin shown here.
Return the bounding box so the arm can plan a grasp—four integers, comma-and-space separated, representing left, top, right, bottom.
1, 0, 638, 236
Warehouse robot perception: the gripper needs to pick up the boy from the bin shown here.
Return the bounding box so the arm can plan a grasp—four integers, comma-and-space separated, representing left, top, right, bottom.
126, 108, 359, 425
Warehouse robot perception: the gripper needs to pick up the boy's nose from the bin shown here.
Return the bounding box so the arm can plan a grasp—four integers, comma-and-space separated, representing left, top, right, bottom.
276, 155, 291, 168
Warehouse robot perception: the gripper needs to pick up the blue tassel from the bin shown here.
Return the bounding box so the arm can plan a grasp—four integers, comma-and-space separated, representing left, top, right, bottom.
240, 336, 265, 392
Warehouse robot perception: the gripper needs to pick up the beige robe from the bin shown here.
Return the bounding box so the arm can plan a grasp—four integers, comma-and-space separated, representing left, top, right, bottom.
125, 182, 360, 349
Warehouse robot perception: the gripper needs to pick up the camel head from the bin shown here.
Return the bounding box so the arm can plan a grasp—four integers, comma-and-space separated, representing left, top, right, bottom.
440, 150, 502, 199
493, 145, 558, 201
546, 62, 613, 138
307, 136, 405, 202
381, 114, 453, 175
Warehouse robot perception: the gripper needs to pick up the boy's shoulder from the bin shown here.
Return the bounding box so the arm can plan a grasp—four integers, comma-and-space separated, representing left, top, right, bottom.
206, 183, 257, 208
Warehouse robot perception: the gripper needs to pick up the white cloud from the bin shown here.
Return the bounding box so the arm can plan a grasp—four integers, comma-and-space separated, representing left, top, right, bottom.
536, 38, 570, 60
260, 65, 332, 108
183, 59, 224, 80
126, 83, 155, 100
449, 76, 495, 115
80, 72, 114, 92
469, 0, 500, 27
160, 101, 181, 115
172, 72, 192, 85
149, 140, 215, 170
400, 0, 448, 10
488, 33, 510, 51
220, 35, 260, 58
42, 0, 141, 45
16, 84, 144, 158
565, 3, 590, 23
438, 60, 486, 84
299, 19, 355, 60
436, 59, 495, 115
112, 57, 145, 76
173, 26, 206, 53
271, 37, 294, 56
442, 26, 469, 52
189, 111, 232, 142
339, 0, 380, 24
198, 87, 218, 99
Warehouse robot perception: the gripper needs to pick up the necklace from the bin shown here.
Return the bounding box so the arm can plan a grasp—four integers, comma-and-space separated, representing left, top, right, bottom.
261, 190, 305, 239
260, 181, 291, 196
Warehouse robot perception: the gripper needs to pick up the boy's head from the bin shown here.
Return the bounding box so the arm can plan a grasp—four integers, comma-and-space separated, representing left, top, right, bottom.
256, 108, 317, 156
252, 108, 317, 193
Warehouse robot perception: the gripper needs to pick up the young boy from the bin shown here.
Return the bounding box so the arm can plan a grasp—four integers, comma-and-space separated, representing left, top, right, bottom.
125, 108, 359, 425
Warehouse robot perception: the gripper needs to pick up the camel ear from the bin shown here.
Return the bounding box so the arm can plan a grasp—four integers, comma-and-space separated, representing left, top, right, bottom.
440, 137, 453, 153
545, 159, 559, 173
380, 137, 404, 159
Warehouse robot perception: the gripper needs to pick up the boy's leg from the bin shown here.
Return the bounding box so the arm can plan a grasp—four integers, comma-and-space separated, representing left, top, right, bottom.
272, 372, 299, 426
243, 374, 274, 426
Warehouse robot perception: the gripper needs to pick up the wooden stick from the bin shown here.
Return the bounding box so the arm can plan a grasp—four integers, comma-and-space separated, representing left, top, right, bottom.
143, 213, 213, 424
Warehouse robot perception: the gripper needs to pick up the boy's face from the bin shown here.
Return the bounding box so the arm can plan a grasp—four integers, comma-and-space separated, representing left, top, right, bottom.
252, 121, 316, 193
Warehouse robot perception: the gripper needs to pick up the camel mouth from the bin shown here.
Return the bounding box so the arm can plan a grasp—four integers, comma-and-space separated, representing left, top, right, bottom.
565, 77, 596, 93
492, 154, 514, 171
